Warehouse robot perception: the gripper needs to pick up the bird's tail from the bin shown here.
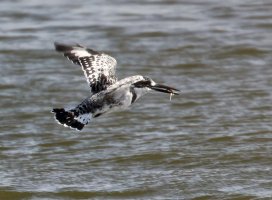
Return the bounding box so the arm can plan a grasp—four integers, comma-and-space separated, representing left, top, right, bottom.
51, 108, 91, 131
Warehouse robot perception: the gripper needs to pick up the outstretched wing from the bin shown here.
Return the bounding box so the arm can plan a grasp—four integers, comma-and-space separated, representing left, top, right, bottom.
54, 42, 118, 94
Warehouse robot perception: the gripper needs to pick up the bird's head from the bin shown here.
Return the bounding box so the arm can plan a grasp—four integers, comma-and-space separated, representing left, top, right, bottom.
133, 76, 180, 98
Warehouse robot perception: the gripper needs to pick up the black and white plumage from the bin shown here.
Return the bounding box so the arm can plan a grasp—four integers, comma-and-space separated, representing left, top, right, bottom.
52, 42, 179, 131
54, 43, 117, 94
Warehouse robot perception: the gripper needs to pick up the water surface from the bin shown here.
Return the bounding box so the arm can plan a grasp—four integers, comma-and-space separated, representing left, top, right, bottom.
0, 0, 272, 199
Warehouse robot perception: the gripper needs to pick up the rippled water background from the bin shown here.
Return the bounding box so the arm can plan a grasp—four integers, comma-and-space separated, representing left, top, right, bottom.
1, 0, 272, 199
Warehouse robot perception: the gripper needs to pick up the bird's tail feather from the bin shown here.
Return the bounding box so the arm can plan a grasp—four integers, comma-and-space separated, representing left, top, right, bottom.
52, 108, 90, 131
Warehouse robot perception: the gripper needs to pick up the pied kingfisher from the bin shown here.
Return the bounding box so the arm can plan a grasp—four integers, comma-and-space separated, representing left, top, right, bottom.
52, 42, 179, 130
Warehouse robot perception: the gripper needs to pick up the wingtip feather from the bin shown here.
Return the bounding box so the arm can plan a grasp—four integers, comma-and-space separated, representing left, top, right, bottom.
54, 42, 74, 52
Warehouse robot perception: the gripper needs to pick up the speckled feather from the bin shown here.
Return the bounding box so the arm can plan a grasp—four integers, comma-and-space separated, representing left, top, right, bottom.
54, 42, 117, 94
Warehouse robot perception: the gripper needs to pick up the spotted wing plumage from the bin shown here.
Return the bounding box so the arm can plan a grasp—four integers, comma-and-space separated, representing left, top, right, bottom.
54, 42, 117, 94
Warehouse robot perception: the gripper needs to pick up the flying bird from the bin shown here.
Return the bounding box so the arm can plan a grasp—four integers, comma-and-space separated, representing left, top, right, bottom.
52, 42, 179, 130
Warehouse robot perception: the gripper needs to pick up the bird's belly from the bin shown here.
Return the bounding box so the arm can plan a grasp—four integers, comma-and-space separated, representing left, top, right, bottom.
109, 92, 133, 111
92, 91, 132, 117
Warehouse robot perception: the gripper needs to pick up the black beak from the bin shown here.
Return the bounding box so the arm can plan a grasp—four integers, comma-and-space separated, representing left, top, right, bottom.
150, 84, 180, 95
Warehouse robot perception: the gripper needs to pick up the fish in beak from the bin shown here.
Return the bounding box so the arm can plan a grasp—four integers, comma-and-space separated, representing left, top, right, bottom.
150, 84, 180, 100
